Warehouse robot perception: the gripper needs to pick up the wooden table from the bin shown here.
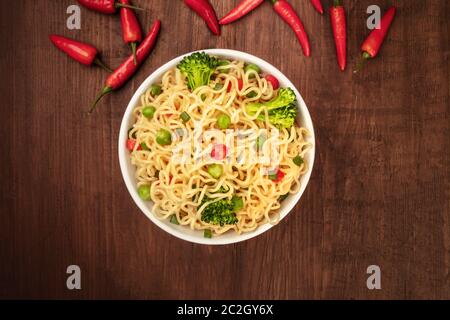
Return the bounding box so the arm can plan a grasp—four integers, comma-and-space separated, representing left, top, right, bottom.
1, 0, 449, 299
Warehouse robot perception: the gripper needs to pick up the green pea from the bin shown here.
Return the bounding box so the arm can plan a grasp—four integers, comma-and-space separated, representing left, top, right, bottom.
204, 229, 212, 238
232, 196, 243, 212
150, 84, 162, 96
293, 155, 304, 166
245, 64, 261, 78
217, 60, 231, 74
138, 185, 151, 201
156, 129, 172, 145
142, 106, 156, 119
217, 114, 231, 129
214, 83, 224, 90
170, 215, 179, 225
208, 164, 223, 179
180, 111, 191, 123
246, 91, 257, 98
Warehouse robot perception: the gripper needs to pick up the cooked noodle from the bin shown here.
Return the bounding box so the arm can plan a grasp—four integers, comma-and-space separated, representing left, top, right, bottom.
128, 58, 312, 235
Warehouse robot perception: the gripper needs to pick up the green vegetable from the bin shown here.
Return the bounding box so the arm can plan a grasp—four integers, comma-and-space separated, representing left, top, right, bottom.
180, 111, 191, 123
231, 196, 243, 212
170, 215, 179, 225
217, 114, 231, 129
140, 142, 150, 151
214, 83, 224, 90
201, 94, 207, 101
245, 63, 261, 78
177, 52, 219, 91
246, 91, 257, 98
217, 60, 231, 73
156, 129, 172, 145
279, 193, 289, 202
138, 185, 151, 201
256, 134, 266, 151
268, 172, 278, 181
208, 164, 223, 179
246, 88, 297, 129
200, 199, 238, 227
150, 84, 162, 96
293, 155, 304, 166
142, 106, 156, 119
204, 229, 212, 238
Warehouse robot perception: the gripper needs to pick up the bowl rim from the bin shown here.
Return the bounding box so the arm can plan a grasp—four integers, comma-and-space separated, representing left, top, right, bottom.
118, 49, 316, 245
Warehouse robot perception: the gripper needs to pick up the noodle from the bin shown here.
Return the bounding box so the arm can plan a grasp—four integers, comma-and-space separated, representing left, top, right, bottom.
128, 58, 312, 235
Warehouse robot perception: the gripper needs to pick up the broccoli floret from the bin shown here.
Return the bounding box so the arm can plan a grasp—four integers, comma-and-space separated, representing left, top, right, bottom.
177, 52, 219, 91
199, 192, 241, 226
246, 88, 298, 129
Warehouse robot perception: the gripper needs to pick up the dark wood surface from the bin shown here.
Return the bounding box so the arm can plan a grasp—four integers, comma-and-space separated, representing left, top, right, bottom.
1, 0, 449, 299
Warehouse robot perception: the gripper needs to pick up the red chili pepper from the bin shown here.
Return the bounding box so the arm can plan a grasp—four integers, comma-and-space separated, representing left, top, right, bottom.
265, 74, 279, 90
184, 0, 220, 35
126, 139, 142, 151
49, 35, 112, 72
211, 144, 227, 160
355, 6, 396, 73
219, 0, 264, 25
227, 78, 243, 92
77, 0, 141, 14
89, 20, 161, 113
271, 0, 311, 57
310, 0, 323, 15
119, 0, 142, 66
330, 0, 347, 71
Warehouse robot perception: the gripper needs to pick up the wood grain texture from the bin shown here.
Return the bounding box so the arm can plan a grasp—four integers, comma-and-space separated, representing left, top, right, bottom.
0, 0, 449, 299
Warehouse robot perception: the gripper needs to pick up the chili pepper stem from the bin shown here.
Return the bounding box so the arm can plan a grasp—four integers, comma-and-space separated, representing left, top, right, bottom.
89, 87, 113, 114
333, 0, 341, 7
115, 3, 144, 11
130, 42, 138, 65
353, 52, 372, 74
93, 57, 113, 73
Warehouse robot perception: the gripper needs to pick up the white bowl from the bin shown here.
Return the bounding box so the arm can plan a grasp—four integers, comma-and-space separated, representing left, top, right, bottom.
118, 49, 315, 245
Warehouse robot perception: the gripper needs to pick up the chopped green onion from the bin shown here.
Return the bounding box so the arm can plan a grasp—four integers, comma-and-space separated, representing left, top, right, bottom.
217, 60, 231, 73
245, 64, 261, 78
140, 142, 150, 150
208, 164, 223, 179
180, 111, 191, 123
142, 106, 156, 119
268, 169, 278, 181
232, 196, 244, 212
138, 185, 151, 201
293, 155, 304, 166
156, 129, 172, 145
170, 215, 179, 225
256, 134, 266, 151
214, 83, 224, 90
150, 84, 162, 96
246, 91, 257, 98
201, 94, 206, 101
175, 128, 185, 136
217, 114, 231, 129
204, 229, 212, 238
279, 193, 289, 202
